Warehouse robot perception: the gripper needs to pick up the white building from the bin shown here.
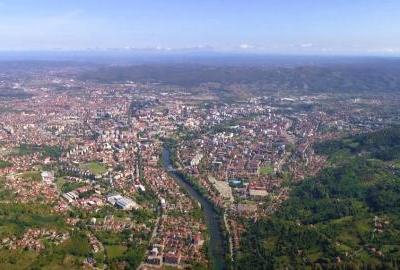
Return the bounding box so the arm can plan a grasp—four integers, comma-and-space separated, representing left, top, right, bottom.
41, 171, 55, 184
107, 194, 138, 210
160, 198, 166, 209
62, 191, 79, 202
190, 153, 203, 166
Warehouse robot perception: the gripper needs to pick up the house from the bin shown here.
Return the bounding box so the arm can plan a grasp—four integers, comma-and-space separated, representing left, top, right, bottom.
146, 255, 163, 266
41, 171, 54, 184
164, 253, 181, 265
160, 198, 166, 209
249, 187, 268, 198
237, 203, 258, 215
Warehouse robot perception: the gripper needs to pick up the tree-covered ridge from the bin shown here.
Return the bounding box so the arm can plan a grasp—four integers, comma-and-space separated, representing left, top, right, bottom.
80, 61, 400, 94
314, 127, 400, 161
237, 128, 400, 270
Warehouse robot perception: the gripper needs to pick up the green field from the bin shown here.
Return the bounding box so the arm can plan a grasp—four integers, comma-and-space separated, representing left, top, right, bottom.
20, 171, 42, 182
10, 144, 62, 158
0, 177, 148, 269
0, 203, 67, 238
0, 160, 12, 169
259, 166, 274, 175
79, 162, 107, 175
0, 250, 38, 270
61, 181, 85, 193
55, 177, 67, 191
105, 245, 127, 259
0, 203, 76, 268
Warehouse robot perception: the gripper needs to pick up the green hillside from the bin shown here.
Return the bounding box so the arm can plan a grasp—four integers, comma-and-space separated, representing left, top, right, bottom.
237, 128, 400, 270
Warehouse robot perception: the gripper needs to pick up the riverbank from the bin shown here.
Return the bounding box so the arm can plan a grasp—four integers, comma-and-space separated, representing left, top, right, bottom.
161, 146, 228, 270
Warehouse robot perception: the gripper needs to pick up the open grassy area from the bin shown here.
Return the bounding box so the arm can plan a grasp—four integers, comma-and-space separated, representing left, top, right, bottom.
61, 181, 85, 193
0, 199, 95, 269
0, 199, 146, 269
95, 231, 126, 245
11, 145, 42, 156
55, 177, 67, 192
10, 144, 61, 158
0, 160, 12, 169
79, 162, 107, 175
20, 171, 42, 182
259, 166, 274, 175
105, 245, 127, 260
40, 255, 82, 270
0, 203, 67, 238
0, 177, 14, 200
0, 231, 90, 269
0, 249, 38, 270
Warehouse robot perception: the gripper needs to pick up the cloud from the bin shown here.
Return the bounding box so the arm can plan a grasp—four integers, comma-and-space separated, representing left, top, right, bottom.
380, 48, 399, 53
239, 43, 254, 49
300, 43, 313, 48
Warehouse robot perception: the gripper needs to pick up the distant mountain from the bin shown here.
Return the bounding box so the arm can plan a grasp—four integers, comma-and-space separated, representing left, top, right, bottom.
79, 59, 400, 93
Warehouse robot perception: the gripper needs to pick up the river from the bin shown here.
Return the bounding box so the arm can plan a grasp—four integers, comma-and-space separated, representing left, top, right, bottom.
161, 147, 227, 270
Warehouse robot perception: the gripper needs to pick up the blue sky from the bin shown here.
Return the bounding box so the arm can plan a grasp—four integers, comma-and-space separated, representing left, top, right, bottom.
0, 0, 399, 54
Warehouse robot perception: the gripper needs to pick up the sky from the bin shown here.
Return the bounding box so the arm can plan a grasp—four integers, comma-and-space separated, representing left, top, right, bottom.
0, 0, 399, 55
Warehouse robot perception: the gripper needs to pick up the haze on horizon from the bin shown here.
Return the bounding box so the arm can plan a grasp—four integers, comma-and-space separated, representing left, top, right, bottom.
0, 0, 399, 56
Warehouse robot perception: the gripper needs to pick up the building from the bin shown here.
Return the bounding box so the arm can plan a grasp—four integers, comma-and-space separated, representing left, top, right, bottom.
107, 194, 138, 210
62, 191, 79, 202
190, 153, 203, 166
146, 255, 163, 266
163, 253, 181, 265
41, 171, 54, 184
249, 187, 268, 198
160, 198, 166, 209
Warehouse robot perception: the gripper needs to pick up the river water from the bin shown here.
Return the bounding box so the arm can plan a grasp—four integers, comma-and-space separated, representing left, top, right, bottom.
161, 147, 227, 270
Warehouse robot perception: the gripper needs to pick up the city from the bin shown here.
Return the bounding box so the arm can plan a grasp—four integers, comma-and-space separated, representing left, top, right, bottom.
0, 60, 400, 269
1, 0, 400, 269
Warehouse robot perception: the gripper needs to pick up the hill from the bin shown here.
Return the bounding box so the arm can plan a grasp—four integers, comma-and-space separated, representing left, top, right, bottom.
237, 128, 400, 269
79, 59, 400, 94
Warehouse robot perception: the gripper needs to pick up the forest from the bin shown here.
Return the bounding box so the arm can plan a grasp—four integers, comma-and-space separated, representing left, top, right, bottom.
237, 128, 400, 270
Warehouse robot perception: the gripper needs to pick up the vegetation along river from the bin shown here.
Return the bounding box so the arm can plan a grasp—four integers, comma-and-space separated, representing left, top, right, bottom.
161, 146, 227, 270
